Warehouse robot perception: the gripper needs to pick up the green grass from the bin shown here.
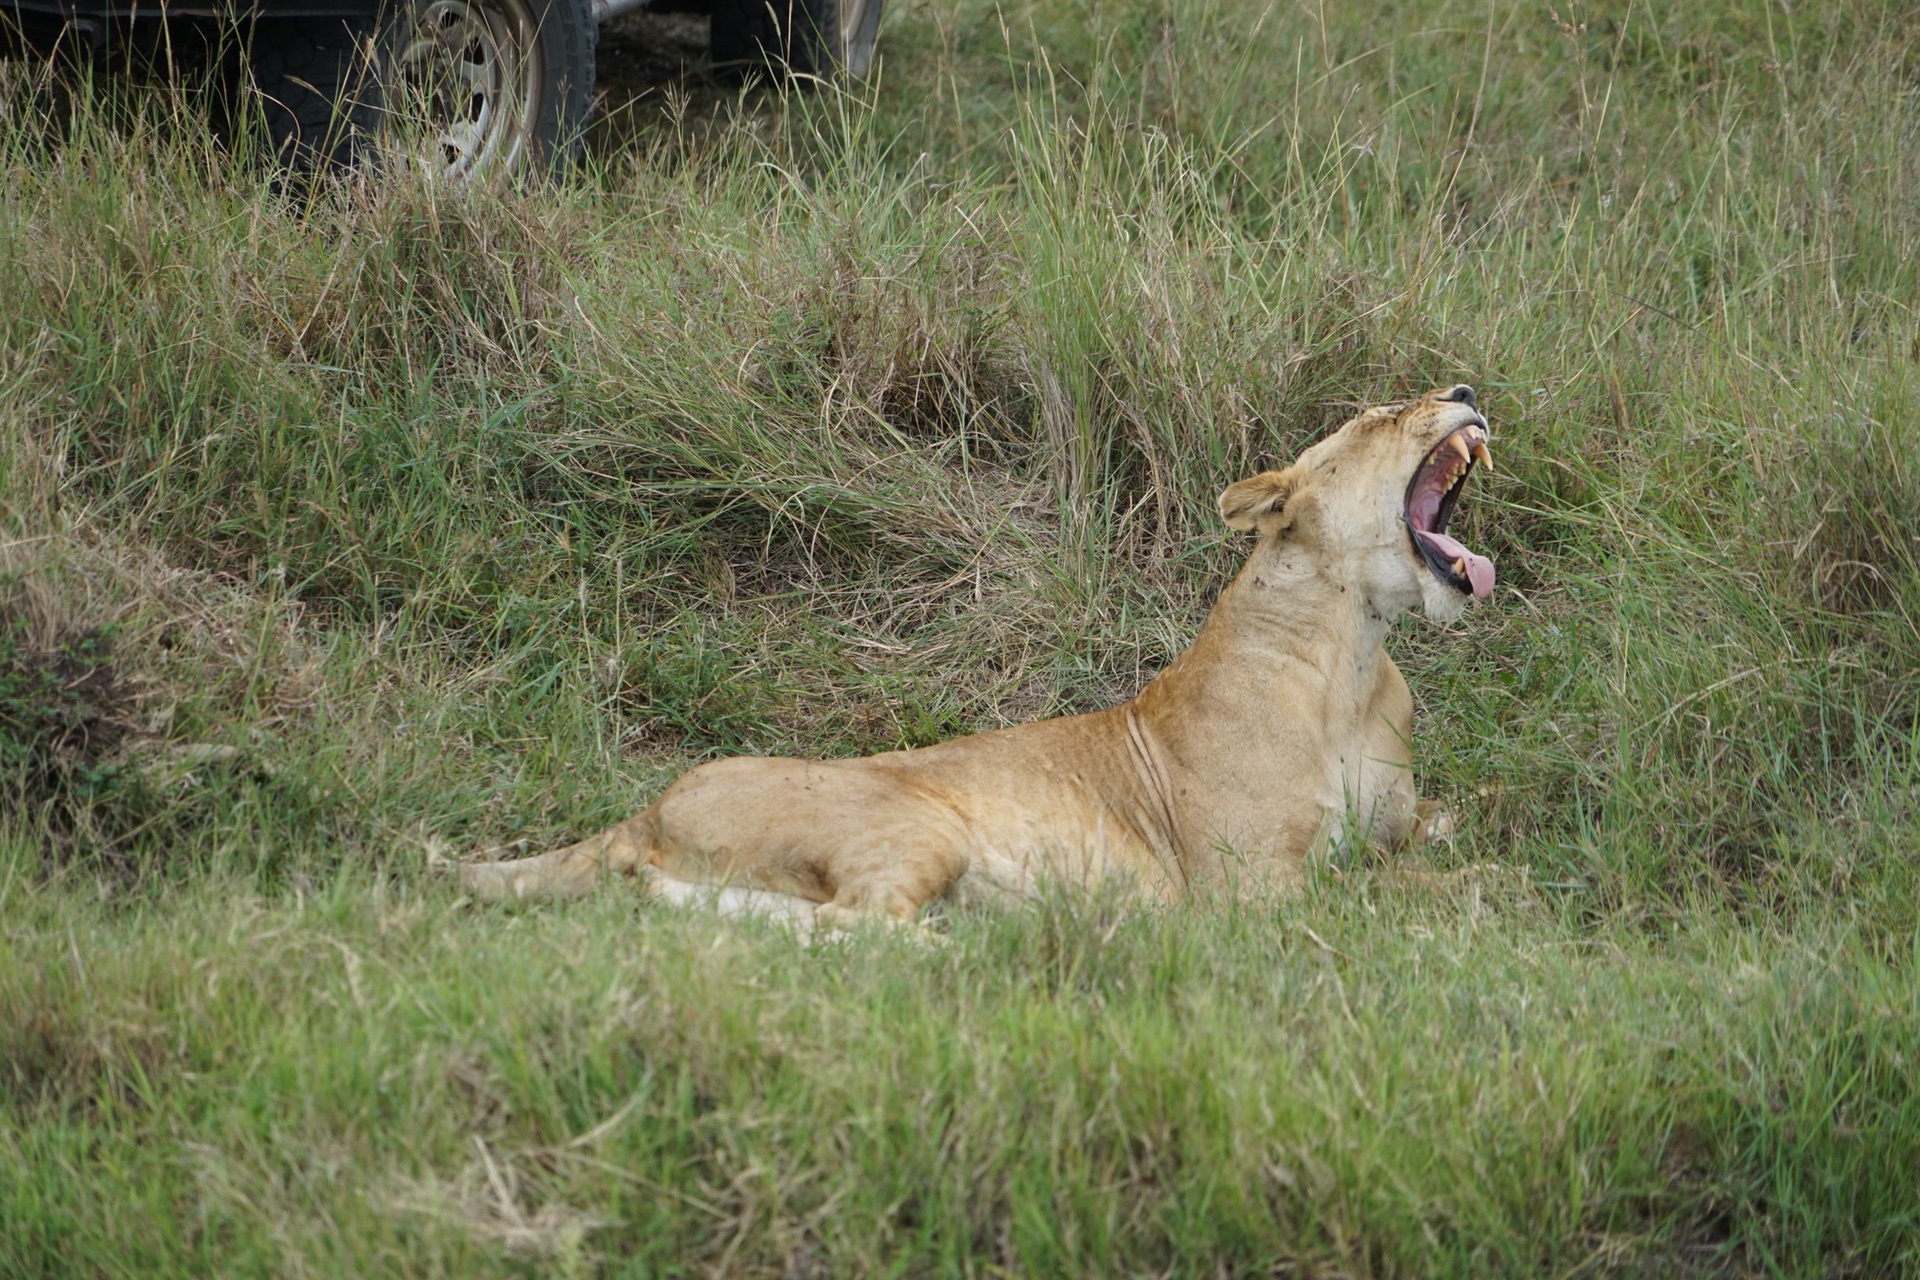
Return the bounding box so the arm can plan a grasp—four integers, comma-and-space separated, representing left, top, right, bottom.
5, 873, 1918, 1277
4, 0, 1920, 1273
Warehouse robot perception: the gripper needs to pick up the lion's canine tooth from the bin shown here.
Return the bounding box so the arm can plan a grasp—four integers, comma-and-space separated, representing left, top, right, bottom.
1451, 557, 1466, 577
1447, 434, 1473, 464
1470, 440, 1494, 472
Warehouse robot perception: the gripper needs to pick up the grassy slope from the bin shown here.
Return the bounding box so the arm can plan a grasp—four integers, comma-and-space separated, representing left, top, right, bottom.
3, 0, 1919, 1274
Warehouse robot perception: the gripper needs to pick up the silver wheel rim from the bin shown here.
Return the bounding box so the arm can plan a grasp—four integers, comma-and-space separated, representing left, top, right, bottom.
837, 0, 873, 75
389, 0, 543, 181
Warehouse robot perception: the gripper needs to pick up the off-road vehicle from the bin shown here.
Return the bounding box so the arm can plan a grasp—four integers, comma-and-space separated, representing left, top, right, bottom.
1, 0, 881, 176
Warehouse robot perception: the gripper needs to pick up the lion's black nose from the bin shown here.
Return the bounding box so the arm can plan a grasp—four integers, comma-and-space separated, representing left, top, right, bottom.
1438, 384, 1476, 407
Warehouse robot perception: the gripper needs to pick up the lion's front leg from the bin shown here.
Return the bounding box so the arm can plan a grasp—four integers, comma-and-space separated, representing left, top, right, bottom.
1358, 655, 1454, 856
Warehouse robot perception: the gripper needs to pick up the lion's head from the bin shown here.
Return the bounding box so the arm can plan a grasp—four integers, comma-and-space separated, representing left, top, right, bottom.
1218, 385, 1495, 623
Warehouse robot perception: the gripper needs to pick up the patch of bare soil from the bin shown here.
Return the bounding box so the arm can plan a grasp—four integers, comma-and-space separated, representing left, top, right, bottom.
586, 11, 746, 156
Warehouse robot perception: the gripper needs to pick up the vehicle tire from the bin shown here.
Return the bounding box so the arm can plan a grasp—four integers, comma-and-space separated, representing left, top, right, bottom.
709, 0, 881, 80
244, 0, 595, 180
243, 13, 383, 172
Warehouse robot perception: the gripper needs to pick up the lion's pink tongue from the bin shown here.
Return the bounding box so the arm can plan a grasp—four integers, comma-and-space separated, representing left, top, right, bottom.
1416, 529, 1495, 599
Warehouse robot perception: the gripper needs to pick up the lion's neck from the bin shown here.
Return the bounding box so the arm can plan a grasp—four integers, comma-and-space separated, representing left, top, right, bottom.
1131, 547, 1402, 736
1215, 548, 1397, 667
1114, 551, 1404, 871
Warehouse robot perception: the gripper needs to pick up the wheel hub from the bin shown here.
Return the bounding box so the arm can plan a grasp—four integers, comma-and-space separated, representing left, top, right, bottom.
390, 0, 543, 180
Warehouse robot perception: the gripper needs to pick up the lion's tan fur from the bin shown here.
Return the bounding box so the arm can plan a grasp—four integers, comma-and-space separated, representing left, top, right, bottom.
461, 388, 1491, 927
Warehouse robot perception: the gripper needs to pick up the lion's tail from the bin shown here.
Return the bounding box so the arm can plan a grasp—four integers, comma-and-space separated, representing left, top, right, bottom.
460, 811, 656, 902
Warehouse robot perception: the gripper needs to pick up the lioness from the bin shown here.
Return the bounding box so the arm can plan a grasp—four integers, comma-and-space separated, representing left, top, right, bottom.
462, 385, 1495, 927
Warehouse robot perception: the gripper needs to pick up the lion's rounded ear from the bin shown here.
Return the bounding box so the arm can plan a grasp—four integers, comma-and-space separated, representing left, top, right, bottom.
1219, 464, 1304, 532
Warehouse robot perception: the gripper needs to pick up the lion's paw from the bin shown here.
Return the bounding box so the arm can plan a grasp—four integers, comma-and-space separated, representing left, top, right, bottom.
1413, 801, 1457, 847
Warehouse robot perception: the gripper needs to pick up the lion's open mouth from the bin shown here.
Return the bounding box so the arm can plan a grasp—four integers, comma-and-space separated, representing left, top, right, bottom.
1404, 423, 1495, 599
